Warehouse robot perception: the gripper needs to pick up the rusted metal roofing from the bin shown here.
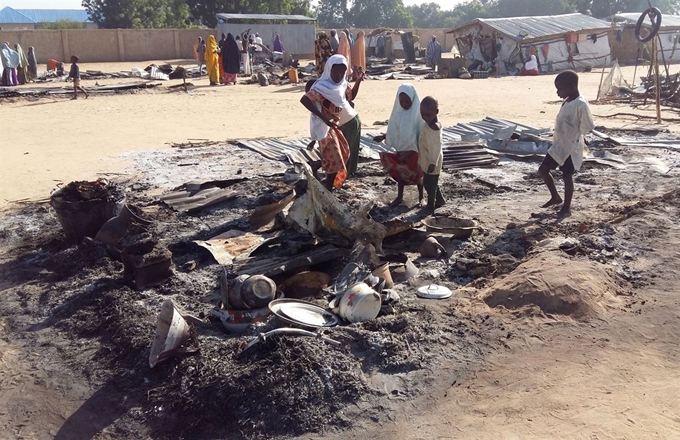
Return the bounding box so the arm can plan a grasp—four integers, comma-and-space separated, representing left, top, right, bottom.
216, 13, 316, 22
613, 13, 680, 29
235, 117, 544, 171
447, 13, 612, 42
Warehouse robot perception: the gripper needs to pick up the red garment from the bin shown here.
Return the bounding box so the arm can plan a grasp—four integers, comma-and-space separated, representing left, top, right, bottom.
520, 68, 539, 76
305, 87, 353, 188
47, 58, 59, 71
379, 151, 422, 185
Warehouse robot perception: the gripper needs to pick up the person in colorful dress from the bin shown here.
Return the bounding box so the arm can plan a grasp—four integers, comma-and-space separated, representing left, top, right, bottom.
205, 35, 220, 86
374, 84, 425, 207
314, 32, 334, 76
300, 55, 361, 190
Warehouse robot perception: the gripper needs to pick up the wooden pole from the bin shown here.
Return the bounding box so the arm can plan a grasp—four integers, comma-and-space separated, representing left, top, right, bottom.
653, 37, 661, 124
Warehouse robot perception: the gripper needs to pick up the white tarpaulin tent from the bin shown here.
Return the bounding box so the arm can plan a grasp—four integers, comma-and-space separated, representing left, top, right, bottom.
446, 13, 613, 72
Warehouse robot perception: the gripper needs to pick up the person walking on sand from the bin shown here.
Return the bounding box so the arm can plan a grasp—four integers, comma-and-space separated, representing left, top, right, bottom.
27, 46, 37, 82
300, 55, 359, 190
14, 44, 28, 85
196, 37, 206, 76
68, 55, 88, 100
205, 35, 220, 86
538, 70, 594, 218
418, 96, 446, 211
426, 36, 442, 68
222, 33, 240, 85
374, 84, 425, 207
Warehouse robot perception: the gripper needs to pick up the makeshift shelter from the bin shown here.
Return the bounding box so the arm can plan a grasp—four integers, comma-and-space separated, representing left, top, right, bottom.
216, 13, 316, 57
446, 13, 613, 73
611, 13, 680, 63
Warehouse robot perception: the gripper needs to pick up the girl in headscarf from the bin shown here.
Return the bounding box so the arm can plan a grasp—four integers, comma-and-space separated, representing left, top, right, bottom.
15, 44, 28, 85
1, 43, 20, 86
314, 32, 333, 76
222, 33, 240, 85
205, 35, 220, 85
352, 31, 366, 76
338, 32, 352, 80
273, 33, 285, 53
374, 84, 425, 207
27, 46, 37, 82
301, 55, 363, 189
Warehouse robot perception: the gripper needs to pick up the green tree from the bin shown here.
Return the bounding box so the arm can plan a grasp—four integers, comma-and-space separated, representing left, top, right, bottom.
407, 2, 444, 28
186, 0, 311, 28
349, 0, 413, 27
492, 0, 577, 17
444, 0, 493, 27
82, 0, 192, 28
316, 0, 347, 28
43, 19, 84, 29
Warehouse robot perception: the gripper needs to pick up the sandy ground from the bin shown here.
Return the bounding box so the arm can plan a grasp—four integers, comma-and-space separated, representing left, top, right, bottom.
1, 59, 680, 440
1, 60, 677, 207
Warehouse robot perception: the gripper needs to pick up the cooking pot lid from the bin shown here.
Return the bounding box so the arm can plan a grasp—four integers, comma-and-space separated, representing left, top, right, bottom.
416, 284, 452, 299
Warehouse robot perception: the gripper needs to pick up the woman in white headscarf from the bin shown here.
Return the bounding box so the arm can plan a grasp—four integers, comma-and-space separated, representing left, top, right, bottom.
374, 84, 425, 207
1, 43, 20, 86
301, 54, 363, 190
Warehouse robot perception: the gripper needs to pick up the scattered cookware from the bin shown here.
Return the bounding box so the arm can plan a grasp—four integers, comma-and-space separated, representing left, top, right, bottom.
422, 217, 479, 239
416, 284, 452, 299
419, 236, 447, 258
269, 299, 338, 330
330, 282, 382, 324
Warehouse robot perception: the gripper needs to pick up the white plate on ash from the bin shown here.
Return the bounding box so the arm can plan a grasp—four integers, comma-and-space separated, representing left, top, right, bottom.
416, 284, 452, 299
269, 299, 338, 328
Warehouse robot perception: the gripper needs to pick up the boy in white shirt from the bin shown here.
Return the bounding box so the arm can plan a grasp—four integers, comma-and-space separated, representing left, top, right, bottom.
418, 96, 446, 211
539, 70, 595, 218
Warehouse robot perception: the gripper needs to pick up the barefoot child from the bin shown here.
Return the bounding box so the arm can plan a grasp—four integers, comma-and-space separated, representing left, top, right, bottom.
374, 84, 425, 207
418, 96, 445, 211
539, 70, 594, 217
68, 55, 88, 100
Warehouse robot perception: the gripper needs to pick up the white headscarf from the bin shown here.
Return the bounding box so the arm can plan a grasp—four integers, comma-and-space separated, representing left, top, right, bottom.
309, 54, 357, 140
1, 43, 20, 69
525, 54, 538, 71
386, 84, 423, 152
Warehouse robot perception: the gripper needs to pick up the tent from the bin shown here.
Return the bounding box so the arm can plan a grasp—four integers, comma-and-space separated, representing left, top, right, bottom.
446, 13, 613, 73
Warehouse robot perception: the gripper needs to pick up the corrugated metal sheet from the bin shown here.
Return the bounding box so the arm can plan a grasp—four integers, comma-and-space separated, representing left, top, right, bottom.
0, 7, 33, 24
234, 117, 552, 171
216, 13, 315, 22
448, 13, 612, 42
613, 13, 680, 28
16, 9, 91, 23
238, 133, 390, 164
160, 185, 247, 213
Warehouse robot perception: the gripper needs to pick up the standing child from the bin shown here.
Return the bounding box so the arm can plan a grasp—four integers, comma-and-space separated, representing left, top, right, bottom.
68, 55, 88, 100
418, 96, 446, 211
539, 70, 595, 217
197, 38, 206, 76
374, 83, 425, 207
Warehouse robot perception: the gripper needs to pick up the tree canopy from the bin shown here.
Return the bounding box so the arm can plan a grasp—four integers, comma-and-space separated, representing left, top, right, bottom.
318, 0, 680, 29
83, 0, 191, 28
83, 0, 680, 29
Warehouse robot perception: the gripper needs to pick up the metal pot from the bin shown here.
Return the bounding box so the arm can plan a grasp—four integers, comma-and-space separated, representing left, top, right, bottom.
333, 282, 381, 323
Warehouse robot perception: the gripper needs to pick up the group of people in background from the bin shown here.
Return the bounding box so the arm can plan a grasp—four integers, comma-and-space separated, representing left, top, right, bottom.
1, 43, 37, 86
195, 31, 286, 86
314, 29, 366, 78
